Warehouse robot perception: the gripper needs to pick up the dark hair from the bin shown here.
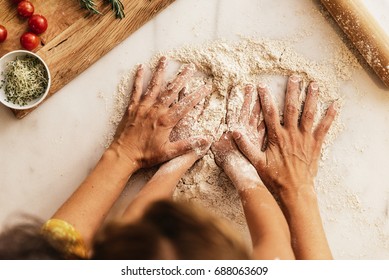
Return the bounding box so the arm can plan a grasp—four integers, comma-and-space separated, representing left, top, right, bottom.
0, 216, 65, 260
92, 200, 250, 260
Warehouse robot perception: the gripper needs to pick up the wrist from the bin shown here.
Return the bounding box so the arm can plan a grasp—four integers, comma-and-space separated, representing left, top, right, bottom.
158, 152, 199, 174
222, 153, 264, 190
237, 182, 267, 196
226, 168, 263, 192
104, 144, 141, 176
279, 184, 318, 209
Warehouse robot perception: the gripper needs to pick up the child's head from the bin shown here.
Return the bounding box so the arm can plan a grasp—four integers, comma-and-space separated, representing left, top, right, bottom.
0, 216, 65, 260
0, 201, 250, 260
92, 200, 250, 260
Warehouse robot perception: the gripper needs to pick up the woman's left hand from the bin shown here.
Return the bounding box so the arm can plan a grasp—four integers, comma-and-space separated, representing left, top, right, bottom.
110, 57, 212, 171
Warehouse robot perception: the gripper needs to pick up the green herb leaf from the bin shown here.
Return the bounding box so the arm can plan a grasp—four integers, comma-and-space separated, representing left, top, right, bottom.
78, 0, 126, 19
79, 0, 102, 15
107, 0, 125, 19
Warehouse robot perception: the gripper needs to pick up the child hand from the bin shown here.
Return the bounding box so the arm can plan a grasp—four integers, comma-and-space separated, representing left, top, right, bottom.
170, 80, 212, 160
211, 85, 265, 192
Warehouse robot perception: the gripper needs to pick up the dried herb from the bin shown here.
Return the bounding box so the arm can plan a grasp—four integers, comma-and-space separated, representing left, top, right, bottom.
78, 0, 125, 19
0, 56, 48, 106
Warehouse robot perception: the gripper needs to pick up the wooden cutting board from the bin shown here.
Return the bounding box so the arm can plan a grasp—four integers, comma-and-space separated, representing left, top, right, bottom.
0, 0, 175, 118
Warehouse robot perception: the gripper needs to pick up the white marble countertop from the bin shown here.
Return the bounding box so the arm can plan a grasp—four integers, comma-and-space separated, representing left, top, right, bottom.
1, 0, 389, 259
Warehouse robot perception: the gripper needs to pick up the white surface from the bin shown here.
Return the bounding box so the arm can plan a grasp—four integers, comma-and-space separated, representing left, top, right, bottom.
363, 0, 389, 34
1, 0, 389, 259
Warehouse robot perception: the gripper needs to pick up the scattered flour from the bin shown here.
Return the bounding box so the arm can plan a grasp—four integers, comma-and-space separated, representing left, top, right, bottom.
104, 37, 360, 236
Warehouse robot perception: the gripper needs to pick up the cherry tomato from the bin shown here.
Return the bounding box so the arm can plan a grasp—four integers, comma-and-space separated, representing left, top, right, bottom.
28, 15, 48, 34
12, 0, 24, 4
0, 25, 7, 43
17, 1, 34, 18
20, 32, 40, 51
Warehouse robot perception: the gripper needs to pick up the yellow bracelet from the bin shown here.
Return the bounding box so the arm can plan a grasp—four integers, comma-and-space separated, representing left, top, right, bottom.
41, 219, 88, 259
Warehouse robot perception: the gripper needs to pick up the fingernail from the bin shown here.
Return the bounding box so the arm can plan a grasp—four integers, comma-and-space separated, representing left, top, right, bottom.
310, 82, 319, 90
290, 75, 300, 83
138, 64, 143, 70
246, 84, 254, 92
199, 138, 208, 146
160, 56, 167, 67
191, 137, 202, 144
258, 82, 267, 89
187, 63, 196, 71
232, 131, 242, 140
333, 101, 341, 111
206, 84, 212, 91
207, 135, 216, 142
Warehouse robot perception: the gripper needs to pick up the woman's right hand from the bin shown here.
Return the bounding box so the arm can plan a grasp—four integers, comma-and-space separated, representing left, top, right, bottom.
212, 84, 295, 260
232, 76, 337, 196
232, 77, 335, 260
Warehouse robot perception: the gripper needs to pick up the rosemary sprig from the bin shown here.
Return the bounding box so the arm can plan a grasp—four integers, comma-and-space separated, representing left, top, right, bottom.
107, 0, 125, 19
78, 0, 125, 19
78, 0, 102, 15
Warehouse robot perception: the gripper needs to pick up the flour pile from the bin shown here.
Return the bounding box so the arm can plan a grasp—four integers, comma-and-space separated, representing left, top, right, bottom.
107, 37, 360, 235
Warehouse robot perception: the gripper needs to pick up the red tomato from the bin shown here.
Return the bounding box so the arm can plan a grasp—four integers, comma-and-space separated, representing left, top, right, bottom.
28, 15, 48, 34
20, 32, 40, 51
12, 0, 24, 4
17, 1, 34, 18
0, 25, 7, 43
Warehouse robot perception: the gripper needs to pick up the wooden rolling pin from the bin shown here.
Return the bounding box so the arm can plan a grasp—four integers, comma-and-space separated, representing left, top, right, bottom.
321, 0, 389, 87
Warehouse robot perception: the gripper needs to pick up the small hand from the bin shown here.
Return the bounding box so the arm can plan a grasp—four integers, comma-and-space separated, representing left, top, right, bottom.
110, 57, 212, 170
170, 80, 212, 159
211, 85, 264, 191
232, 76, 337, 195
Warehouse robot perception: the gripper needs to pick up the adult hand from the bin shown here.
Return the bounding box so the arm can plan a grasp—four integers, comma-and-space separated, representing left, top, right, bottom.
232, 76, 337, 195
51, 58, 211, 252
110, 57, 212, 170
231, 76, 336, 259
